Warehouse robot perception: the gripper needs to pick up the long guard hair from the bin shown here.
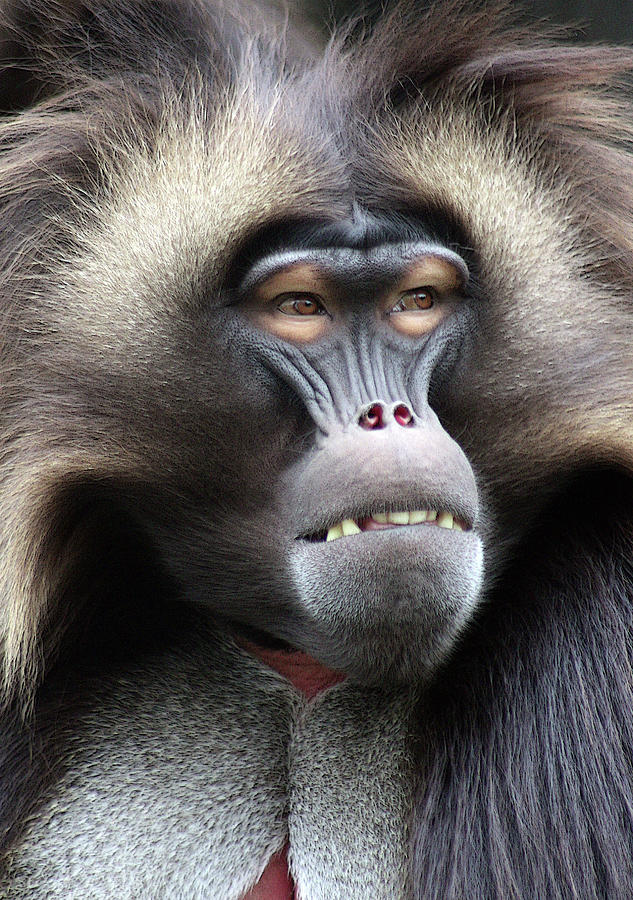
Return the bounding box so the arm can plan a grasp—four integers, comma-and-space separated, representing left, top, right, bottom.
1, 2, 633, 897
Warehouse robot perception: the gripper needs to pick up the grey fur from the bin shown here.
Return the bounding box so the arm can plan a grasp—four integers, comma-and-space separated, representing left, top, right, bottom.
288, 683, 417, 900
3, 629, 293, 898
3, 0, 633, 897
2, 625, 416, 899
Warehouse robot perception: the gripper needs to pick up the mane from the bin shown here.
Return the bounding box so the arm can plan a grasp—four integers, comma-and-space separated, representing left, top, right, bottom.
341, 0, 633, 288
0, 0, 327, 707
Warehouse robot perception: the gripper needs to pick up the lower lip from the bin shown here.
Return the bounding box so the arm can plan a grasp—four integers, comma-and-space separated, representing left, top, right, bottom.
348, 518, 466, 535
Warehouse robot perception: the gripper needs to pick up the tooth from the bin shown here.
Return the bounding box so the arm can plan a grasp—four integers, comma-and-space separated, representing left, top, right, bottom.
387, 511, 410, 525
437, 512, 454, 529
341, 518, 361, 536
427, 510, 437, 522
409, 510, 428, 524
453, 521, 463, 531
326, 523, 344, 541
373, 512, 388, 524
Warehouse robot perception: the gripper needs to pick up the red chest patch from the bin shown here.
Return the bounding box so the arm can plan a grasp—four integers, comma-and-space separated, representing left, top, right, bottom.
243, 642, 346, 699
239, 641, 346, 898
242, 846, 297, 900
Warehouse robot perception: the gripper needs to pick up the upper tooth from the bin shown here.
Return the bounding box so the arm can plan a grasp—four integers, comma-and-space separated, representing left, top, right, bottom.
387, 511, 410, 525
325, 509, 466, 541
341, 518, 361, 536
326, 523, 344, 541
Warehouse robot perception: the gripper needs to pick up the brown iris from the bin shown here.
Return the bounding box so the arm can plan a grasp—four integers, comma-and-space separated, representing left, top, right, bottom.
390, 287, 435, 313
277, 293, 327, 316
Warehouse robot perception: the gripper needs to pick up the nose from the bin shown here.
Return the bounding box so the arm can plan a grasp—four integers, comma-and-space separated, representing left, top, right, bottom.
357, 402, 414, 430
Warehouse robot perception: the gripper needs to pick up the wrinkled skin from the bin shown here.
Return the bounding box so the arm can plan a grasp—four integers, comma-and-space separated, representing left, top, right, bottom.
156, 228, 483, 683
2, 1, 633, 898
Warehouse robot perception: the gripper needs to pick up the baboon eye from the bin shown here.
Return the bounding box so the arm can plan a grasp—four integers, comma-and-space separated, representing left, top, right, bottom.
276, 293, 328, 316
390, 287, 436, 313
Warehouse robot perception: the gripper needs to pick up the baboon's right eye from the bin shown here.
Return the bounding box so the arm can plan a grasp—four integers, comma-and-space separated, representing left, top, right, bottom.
276, 293, 329, 317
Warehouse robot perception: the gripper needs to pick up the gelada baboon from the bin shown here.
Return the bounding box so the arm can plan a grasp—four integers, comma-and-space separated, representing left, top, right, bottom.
1, 0, 633, 897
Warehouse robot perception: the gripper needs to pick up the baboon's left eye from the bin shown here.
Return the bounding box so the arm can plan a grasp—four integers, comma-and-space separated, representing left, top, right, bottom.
389, 288, 436, 313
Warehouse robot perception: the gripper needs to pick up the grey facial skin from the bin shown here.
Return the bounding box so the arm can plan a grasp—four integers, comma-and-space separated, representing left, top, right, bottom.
2, 0, 633, 898
161, 238, 482, 685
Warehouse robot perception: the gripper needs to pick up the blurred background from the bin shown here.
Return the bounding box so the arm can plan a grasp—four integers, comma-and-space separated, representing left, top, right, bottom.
301, 0, 633, 43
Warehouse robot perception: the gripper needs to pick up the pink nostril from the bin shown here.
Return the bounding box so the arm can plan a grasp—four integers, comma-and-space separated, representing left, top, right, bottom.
359, 403, 385, 430
394, 404, 413, 427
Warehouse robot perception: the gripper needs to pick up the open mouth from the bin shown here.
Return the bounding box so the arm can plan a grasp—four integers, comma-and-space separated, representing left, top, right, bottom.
303, 508, 470, 542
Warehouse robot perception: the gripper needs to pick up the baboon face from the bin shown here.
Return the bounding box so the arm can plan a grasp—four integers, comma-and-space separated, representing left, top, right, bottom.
162, 219, 484, 684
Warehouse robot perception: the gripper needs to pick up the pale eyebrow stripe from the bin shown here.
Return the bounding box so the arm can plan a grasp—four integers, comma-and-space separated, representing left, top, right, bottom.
240, 250, 324, 293
378, 243, 470, 285
240, 243, 469, 294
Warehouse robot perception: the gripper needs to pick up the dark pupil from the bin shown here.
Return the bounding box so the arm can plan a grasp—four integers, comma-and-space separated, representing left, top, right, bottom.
412, 291, 431, 308
295, 297, 316, 314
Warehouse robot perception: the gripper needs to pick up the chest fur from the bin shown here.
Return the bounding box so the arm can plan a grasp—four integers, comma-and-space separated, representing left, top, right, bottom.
2, 638, 417, 900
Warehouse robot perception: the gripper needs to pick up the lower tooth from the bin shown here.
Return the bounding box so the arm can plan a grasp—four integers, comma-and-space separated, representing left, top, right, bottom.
326, 523, 344, 541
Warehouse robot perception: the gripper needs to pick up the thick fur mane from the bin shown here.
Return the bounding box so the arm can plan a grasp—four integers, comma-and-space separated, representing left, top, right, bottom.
1, 2, 633, 896
348, 1, 633, 288
0, 0, 335, 706
407, 470, 633, 895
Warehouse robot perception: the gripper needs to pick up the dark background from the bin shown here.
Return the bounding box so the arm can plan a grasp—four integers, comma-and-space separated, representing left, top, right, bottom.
302, 1, 633, 43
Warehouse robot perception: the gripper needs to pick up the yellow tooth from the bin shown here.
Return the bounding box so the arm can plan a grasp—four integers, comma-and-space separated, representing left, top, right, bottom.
341, 518, 361, 536
409, 510, 428, 524
326, 523, 344, 541
373, 512, 388, 524
453, 521, 463, 531
388, 511, 410, 525
427, 510, 437, 522
437, 511, 454, 529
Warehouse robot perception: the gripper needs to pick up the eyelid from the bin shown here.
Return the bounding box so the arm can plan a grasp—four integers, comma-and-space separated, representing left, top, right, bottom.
397, 257, 465, 295
251, 263, 331, 306
389, 286, 437, 314
276, 292, 330, 316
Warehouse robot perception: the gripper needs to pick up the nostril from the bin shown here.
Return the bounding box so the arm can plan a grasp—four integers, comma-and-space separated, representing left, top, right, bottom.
358, 403, 385, 430
393, 404, 414, 427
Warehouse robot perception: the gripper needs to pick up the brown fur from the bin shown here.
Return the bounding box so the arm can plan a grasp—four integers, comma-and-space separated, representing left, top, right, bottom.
2, 1, 633, 895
